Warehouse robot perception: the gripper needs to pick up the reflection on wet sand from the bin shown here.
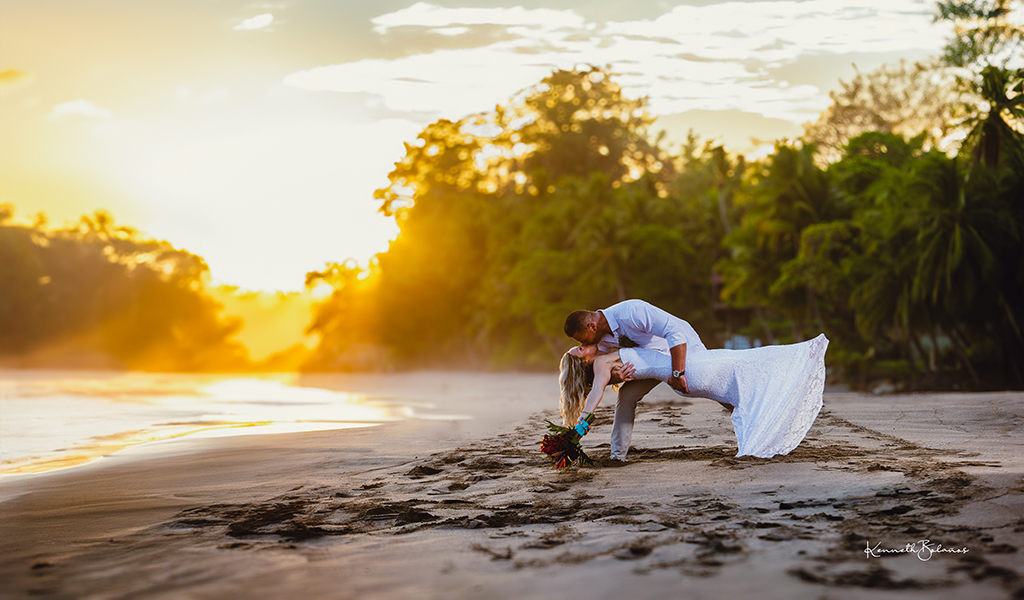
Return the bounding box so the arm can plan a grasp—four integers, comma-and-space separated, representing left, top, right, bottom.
0, 372, 402, 476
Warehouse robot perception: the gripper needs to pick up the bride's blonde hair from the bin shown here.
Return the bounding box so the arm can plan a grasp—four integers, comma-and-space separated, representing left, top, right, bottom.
558, 352, 591, 427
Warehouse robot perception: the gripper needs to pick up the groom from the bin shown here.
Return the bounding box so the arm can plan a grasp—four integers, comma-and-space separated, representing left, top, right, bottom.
563, 299, 707, 461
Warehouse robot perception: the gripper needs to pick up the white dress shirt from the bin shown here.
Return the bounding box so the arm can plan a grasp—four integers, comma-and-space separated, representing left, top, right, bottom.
596, 299, 707, 355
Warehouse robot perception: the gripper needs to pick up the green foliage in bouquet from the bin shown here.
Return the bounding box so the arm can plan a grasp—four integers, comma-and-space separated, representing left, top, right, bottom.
539, 413, 595, 469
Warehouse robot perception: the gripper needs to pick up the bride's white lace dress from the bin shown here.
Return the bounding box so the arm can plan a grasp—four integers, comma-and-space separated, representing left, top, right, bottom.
619, 334, 828, 458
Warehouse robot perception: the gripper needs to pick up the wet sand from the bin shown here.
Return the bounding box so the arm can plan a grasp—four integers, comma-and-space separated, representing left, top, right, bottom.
2, 375, 1022, 600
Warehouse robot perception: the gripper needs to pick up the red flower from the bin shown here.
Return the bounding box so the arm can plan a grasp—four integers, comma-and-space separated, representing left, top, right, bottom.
539, 413, 595, 469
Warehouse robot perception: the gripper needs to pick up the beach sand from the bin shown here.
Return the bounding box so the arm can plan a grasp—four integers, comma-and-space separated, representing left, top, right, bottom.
2, 374, 1022, 600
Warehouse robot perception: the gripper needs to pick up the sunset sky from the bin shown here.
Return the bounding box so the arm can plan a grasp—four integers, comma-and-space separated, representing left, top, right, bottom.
1, 0, 953, 292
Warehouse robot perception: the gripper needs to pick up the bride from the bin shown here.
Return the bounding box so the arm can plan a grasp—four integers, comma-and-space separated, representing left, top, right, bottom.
559, 334, 829, 458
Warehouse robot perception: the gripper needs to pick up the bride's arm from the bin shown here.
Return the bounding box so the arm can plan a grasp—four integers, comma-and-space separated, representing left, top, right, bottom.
578, 353, 617, 421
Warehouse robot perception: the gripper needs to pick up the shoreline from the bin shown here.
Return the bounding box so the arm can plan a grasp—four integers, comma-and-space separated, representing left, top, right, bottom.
3, 386, 1022, 599
0, 369, 542, 479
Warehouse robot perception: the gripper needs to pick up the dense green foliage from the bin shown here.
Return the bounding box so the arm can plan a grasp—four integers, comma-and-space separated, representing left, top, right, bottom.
2, 1, 1020, 386
306, 68, 719, 370
0, 207, 248, 370
305, 57, 1024, 388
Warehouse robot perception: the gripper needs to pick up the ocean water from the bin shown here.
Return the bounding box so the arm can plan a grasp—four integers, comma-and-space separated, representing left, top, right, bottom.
0, 370, 469, 476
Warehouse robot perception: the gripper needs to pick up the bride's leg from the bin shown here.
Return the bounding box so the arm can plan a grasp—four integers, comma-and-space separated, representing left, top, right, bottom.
610, 379, 660, 461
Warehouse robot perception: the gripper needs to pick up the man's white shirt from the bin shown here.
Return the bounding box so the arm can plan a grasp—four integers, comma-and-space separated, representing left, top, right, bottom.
596, 299, 707, 355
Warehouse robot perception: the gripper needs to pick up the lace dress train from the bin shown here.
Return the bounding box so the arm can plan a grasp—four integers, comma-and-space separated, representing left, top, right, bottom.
619, 334, 828, 458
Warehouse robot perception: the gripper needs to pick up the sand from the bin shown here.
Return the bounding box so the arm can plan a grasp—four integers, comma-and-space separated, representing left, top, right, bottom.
1, 373, 1022, 600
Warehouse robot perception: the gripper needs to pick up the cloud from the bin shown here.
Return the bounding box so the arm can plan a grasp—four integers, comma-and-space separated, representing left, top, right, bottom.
284, 42, 568, 120
371, 3, 585, 34
50, 99, 113, 120
285, 1, 949, 126
174, 86, 230, 105
603, 0, 949, 62
234, 13, 274, 31
284, 27, 824, 122
430, 26, 469, 36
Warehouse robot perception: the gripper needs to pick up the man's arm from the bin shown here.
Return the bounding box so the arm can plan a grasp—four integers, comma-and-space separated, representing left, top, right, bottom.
668, 343, 690, 394
610, 361, 636, 382
633, 300, 700, 350
622, 300, 696, 393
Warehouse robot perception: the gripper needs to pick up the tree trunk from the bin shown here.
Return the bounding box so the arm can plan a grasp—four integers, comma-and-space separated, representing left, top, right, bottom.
754, 306, 776, 345
614, 271, 627, 303
948, 326, 980, 388
928, 329, 940, 373
977, 117, 1001, 169
998, 293, 1024, 346
807, 287, 825, 333
1011, 361, 1024, 389
718, 183, 732, 235
911, 335, 931, 374
897, 332, 915, 375
789, 317, 805, 343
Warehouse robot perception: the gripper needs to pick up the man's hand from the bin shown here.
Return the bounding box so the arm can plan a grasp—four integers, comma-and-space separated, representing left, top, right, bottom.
668, 374, 690, 394
668, 343, 689, 394
611, 361, 636, 382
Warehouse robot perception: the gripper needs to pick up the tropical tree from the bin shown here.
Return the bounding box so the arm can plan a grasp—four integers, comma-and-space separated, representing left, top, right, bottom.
311, 67, 684, 368
960, 66, 1024, 168
0, 206, 248, 370
804, 60, 965, 163
907, 153, 1023, 382
718, 143, 847, 341
935, 0, 1024, 69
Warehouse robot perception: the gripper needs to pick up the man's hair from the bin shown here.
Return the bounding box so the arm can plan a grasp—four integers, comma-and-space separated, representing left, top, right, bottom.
563, 310, 594, 337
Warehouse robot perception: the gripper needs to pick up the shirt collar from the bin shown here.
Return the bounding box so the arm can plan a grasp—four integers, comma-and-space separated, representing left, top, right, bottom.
599, 308, 619, 335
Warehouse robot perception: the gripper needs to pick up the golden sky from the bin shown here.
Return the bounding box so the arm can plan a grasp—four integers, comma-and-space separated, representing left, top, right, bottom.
0, 0, 951, 291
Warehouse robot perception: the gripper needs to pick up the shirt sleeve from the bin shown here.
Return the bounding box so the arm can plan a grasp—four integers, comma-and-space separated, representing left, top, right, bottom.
630, 300, 696, 349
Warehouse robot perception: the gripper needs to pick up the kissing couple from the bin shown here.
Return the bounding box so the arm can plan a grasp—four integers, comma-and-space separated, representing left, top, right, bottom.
559, 299, 828, 460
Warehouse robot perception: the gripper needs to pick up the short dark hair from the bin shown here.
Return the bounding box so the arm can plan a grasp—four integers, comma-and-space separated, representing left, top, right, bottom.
563, 310, 593, 337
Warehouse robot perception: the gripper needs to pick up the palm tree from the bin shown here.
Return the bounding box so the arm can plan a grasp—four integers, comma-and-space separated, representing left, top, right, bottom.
961, 67, 1024, 169
935, 0, 1024, 69
900, 152, 1022, 385
720, 143, 844, 341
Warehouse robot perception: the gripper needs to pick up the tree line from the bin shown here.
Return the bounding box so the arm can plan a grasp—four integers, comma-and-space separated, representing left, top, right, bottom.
2, 0, 1021, 389
0, 208, 249, 371
304, 0, 1024, 389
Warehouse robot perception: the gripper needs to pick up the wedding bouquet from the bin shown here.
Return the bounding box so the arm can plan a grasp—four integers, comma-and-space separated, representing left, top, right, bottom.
539, 413, 596, 469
